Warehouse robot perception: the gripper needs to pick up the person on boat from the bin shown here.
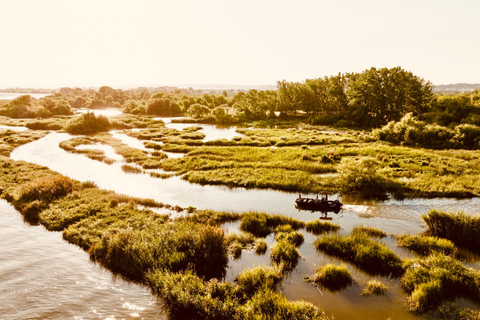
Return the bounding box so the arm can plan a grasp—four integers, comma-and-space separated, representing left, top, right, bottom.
315, 195, 319, 203
297, 194, 302, 201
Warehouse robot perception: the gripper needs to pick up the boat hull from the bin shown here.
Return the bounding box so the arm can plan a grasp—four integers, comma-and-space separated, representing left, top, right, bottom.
295, 198, 342, 213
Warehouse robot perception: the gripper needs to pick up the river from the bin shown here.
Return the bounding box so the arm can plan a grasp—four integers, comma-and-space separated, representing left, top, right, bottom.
4, 117, 480, 319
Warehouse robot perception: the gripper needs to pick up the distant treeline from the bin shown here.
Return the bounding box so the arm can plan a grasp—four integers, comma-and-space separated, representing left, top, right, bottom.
2, 67, 480, 131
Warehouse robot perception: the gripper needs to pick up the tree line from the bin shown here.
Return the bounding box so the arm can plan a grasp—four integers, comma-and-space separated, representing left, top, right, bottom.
2, 67, 480, 130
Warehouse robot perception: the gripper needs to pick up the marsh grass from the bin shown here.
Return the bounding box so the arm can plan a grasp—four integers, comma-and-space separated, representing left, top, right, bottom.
427, 302, 480, 320
147, 267, 329, 320
305, 220, 340, 235
314, 232, 404, 276
240, 211, 305, 237
362, 279, 388, 296
352, 226, 387, 238
255, 239, 268, 255
307, 264, 353, 292
270, 240, 301, 272
225, 232, 256, 259
401, 254, 480, 313
422, 209, 480, 254
397, 234, 457, 257
274, 227, 304, 247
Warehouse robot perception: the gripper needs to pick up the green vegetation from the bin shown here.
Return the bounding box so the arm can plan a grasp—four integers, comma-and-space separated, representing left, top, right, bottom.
270, 240, 301, 273
314, 232, 404, 276
0, 94, 73, 118
352, 226, 387, 238
147, 267, 329, 320
422, 209, 480, 254
254, 239, 268, 255
397, 234, 457, 257
362, 279, 388, 296
274, 225, 304, 247
401, 254, 480, 313
66, 112, 112, 134
0, 129, 46, 156
305, 220, 340, 235
306, 264, 353, 292
240, 211, 305, 237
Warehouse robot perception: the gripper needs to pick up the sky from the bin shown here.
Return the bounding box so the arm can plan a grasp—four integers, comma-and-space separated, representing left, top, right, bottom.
1, 0, 479, 89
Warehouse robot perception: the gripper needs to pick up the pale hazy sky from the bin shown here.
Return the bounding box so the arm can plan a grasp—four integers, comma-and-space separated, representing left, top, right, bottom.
1, 0, 479, 88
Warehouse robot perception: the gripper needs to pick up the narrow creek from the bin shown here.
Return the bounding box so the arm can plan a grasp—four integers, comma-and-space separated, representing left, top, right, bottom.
5, 116, 480, 319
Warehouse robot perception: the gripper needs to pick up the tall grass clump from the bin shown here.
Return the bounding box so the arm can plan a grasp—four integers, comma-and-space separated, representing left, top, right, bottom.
401, 254, 480, 313
147, 270, 240, 320
307, 264, 353, 292
305, 220, 340, 235
352, 226, 387, 238
397, 234, 457, 257
274, 225, 304, 247
240, 211, 305, 237
422, 209, 480, 253
16, 174, 74, 204
234, 266, 282, 301
362, 279, 388, 296
270, 240, 301, 272
314, 232, 404, 276
255, 239, 268, 255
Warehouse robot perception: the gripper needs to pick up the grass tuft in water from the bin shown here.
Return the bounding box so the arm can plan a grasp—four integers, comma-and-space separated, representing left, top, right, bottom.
307, 264, 353, 292
397, 234, 457, 257
362, 279, 388, 296
352, 226, 387, 238
270, 239, 301, 273
422, 209, 480, 254
314, 232, 404, 276
305, 220, 340, 235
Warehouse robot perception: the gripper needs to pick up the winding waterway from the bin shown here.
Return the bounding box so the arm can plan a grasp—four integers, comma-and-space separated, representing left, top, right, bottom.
5, 117, 480, 319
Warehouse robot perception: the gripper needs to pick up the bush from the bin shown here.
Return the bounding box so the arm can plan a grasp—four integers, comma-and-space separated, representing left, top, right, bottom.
66, 112, 110, 134
308, 264, 353, 291
337, 157, 393, 199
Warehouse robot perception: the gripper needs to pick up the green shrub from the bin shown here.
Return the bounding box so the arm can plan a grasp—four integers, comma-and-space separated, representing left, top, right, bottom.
422, 209, 480, 254
308, 264, 353, 291
397, 234, 457, 256
314, 232, 403, 276
337, 157, 394, 199
66, 112, 110, 134
305, 220, 340, 235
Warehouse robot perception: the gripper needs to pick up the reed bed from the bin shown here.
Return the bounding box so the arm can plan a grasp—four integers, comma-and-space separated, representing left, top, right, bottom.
362, 279, 388, 296
305, 220, 340, 235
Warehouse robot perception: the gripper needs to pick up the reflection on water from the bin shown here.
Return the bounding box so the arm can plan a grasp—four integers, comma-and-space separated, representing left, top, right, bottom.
0, 200, 165, 319
0, 124, 28, 131
154, 117, 244, 142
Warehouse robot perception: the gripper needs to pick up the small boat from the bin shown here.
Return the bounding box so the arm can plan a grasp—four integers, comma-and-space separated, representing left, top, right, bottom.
295, 192, 342, 214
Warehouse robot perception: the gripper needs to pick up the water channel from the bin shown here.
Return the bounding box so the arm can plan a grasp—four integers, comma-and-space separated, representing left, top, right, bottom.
4, 111, 480, 319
